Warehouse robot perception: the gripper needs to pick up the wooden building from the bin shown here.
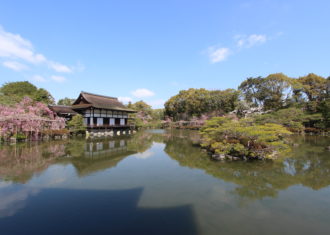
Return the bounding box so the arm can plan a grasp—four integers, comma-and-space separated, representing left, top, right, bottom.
71, 91, 136, 130
49, 105, 78, 121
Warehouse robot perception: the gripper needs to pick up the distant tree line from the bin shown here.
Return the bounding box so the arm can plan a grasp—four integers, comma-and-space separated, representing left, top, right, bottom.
165, 88, 240, 121
127, 100, 164, 128
164, 73, 330, 131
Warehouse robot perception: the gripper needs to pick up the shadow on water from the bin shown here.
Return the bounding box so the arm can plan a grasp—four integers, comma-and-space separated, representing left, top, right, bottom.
0, 187, 198, 235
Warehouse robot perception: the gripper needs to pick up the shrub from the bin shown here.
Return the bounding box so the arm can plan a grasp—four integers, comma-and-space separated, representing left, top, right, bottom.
67, 114, 86, 134
200, 117, 292, 159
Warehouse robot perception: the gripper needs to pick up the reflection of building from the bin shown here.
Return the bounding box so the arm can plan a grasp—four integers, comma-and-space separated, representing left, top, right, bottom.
84, 139, 128, 157
71, 92, 136, 130
68, 139, 137, 176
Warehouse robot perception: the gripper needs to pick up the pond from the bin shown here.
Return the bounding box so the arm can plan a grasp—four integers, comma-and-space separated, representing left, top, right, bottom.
0, 129, 330, 235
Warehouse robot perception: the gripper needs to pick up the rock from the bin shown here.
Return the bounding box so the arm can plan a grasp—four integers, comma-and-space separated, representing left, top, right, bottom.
226, 155, 233, 160
293, 143, 299, 147
326, 146, 330, 151
212, 154, 226, 160
232, 157, 240, 161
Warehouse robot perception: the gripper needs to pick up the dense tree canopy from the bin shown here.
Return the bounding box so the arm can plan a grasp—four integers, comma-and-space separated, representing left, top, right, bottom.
163, 73, 329, 131
238, 73, 328, 112
0, 81, 55, 105
238, 73, 295, 110
128, 101, 164, 128
128, 100, 153, 115
164, 88, 239, 120
57, 97, 75, 106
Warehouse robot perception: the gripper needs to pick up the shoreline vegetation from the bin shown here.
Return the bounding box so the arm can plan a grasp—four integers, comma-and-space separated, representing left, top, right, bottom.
200, 117, 292, 160
1, 73, 329, 159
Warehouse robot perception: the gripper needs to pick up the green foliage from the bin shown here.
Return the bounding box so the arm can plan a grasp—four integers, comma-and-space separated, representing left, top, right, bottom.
254, 107, 306, 132
298, 73, 327, 101
165, 88, 239, 120
238, 73, 295, 110
200, 117, 292, 159
13, 133, 27, 140
151, 108, 165, 120
67, 114, 86, 133
237, 73, 329, 131
294, 73, 327, 112
319, 99, 330, 127
0, 81, 55, 105
129, 100, 152, 114
129, 101, 164, 128
57, 97, 75, 105
34, 88, 55, 104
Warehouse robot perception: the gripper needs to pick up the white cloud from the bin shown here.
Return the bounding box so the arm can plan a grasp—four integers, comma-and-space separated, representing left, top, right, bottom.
236, 34, 267, 48
132, 88, 155, 98
49, 61, 72, 73
0, 25, 73, 74
134, 150, 154, 159
118, 96, 133, 104
207, 47, 230, 63
51, 75, 66, 83
0, 26, 46, 64
31, 75, 46, 82
2, 61, 28, 71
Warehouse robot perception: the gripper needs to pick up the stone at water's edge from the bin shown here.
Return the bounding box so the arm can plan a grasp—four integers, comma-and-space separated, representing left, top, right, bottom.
212, 154, 226, 160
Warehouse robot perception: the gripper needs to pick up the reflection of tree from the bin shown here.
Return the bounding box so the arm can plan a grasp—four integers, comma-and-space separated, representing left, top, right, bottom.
0, 132, 159, 182
0, 142, 66, 183
1, 130, 329, 201
126, 131, 155, 153
285, 136, 330, 190
165, 132, 330, 200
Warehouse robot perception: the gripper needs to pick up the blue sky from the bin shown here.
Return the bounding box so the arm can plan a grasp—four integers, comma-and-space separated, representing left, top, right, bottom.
0, 0, 329, 108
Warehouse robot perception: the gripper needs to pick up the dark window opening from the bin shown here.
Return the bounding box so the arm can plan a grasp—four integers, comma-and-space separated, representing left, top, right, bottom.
104, 118, 110, 126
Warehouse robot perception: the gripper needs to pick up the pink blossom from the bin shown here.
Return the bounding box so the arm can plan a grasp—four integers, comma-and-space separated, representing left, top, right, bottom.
0, 97, 66, 140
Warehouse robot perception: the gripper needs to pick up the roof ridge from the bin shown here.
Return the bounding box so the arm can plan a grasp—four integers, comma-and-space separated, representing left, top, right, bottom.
49, 105, 73, 107
81, 91, 118, 100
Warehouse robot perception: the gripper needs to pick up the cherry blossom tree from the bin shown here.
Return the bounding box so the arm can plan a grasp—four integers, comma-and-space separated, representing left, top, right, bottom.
0, 97, 66, 140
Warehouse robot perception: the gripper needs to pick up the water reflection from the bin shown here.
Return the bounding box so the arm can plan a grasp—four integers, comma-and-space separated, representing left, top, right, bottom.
0, 187, 198, 235
0, 184, 39, 218
164, 131, 330, 200
0, 130, 329, 200
0, 130, 330, 234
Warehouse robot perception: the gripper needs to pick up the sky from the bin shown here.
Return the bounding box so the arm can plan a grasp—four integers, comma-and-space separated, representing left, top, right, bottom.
0, 0, 329, 108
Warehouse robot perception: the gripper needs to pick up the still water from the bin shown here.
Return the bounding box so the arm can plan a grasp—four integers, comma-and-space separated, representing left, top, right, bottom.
0, 130, 329, 235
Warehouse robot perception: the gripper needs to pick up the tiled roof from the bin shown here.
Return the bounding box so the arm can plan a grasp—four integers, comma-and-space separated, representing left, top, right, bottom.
72, 92, 136, 112
49, 105, 78, 115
